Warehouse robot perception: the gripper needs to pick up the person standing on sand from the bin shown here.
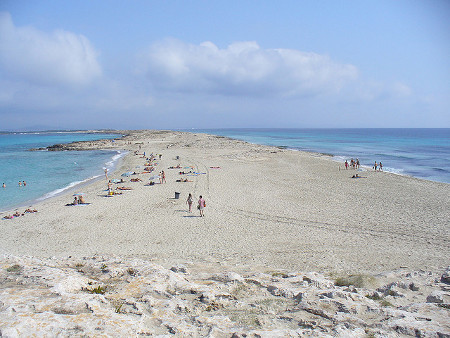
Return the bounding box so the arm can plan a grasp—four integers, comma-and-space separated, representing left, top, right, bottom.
162, 170, 166, 183
379, 162, 383, 171
186, 193, 193, 213
345, 160, 348, 169
374, 161, 378, 171
198, 195, 206, 217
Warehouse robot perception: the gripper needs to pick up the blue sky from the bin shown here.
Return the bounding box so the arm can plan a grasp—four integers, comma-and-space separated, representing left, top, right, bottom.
0, 0, 449, 130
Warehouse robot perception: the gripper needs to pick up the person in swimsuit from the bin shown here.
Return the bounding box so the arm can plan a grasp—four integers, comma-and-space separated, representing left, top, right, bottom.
186, 193, 193, 213
198, 195, 206, 217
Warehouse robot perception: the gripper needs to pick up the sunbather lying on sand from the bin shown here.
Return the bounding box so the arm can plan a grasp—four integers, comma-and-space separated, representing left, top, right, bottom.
116, 186, 133, 190
107, 190, 122, 196
66, 196, 90, 205
176, 178, 192, 182
24, 208, 38, 213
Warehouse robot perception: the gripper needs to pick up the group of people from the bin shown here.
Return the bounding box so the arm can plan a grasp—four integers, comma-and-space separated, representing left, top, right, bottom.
2, 208, 38, 220
344, 159, 383, 171
373, 161, 383, 171
1, 181, 26, 188
67, 195, 86, 205
122, 149, 207, 217
159, 171, 166, 184
344, 158, 360, 169
186, 193, 206, 217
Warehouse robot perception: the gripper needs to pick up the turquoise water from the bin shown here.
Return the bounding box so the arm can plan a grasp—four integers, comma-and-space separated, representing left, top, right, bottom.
193, 128, 450, 184
0, 132, 124, 212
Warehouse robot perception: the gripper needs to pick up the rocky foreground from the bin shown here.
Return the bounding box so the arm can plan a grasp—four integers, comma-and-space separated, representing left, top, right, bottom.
0, 255, 449, 337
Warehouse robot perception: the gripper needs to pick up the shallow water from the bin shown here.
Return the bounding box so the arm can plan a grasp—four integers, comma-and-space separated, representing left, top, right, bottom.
0, 132, 123, 211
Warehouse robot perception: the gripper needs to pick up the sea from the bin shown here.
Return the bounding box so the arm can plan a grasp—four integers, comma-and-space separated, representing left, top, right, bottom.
1, 128, 449, 212
192, 128, 450, 184
0, 132, 125, 212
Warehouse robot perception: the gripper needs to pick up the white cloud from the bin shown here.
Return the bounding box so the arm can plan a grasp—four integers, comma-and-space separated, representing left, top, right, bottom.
0, 12, 101, 87
345, 80, 413, 102
391, 82, 412, 97
139, 39, 358, 97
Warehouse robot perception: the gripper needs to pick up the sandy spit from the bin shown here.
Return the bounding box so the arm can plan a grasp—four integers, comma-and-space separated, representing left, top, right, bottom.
0, 130, 449, 275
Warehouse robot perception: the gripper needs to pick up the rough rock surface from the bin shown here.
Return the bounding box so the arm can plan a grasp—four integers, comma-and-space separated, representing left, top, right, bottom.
0, 255, 449, 337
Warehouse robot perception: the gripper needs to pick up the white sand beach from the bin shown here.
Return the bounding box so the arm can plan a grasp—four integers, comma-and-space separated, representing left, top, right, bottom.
1, 130, 448, 274
1, 130, 449, 336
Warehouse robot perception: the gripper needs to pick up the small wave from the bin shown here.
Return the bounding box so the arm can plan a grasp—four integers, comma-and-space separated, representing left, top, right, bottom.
103, 151, 127, 169
332, 155, 347, 162
383, 167, 405, 175
432, 167, 450, 173
37, 175, 101, 201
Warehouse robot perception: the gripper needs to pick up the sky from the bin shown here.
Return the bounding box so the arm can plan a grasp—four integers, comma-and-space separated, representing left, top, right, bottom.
0, 0, 449, 130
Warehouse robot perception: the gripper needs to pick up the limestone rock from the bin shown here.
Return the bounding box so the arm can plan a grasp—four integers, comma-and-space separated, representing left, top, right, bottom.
426, 291, 444, 304
0, 255, 449, 337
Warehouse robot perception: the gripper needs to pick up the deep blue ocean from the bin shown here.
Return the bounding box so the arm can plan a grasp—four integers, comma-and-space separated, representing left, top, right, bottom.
0, 132, 125, 212
193, 128, 450, 184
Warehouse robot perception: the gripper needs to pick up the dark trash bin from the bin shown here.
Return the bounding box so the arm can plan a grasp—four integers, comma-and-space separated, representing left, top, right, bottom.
174, 192, 180, 199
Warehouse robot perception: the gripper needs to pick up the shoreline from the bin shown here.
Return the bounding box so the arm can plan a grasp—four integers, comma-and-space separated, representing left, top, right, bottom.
1, 129, 449, 336
0, 148, 127, 213
2, 128, 446, 215
0, 129, 448, 272
190, 129, 450, 185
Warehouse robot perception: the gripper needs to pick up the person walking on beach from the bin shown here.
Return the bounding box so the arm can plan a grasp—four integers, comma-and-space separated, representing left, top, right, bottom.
162, 170, 166, 183
198, 195, 206, 217
379, 162, 383, 171
374, 161, 378, 171
186, 193, 193, 213
344, 160, 348, 169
